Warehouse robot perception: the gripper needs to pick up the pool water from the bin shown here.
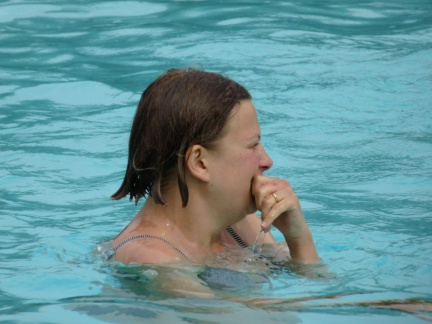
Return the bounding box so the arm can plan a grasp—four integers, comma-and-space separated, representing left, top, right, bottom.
1, 0, 432, 323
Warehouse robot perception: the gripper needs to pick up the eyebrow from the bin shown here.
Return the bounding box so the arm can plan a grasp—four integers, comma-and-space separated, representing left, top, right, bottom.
249, 134, 261, 141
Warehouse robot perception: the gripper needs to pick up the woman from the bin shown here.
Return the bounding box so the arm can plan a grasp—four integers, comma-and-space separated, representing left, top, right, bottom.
110, 68, 320, 266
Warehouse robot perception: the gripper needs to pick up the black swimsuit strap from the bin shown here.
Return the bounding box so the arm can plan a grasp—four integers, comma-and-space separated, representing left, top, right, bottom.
226, 226, 248, 248
109, 227, 248, 261
111, 234, 192, 262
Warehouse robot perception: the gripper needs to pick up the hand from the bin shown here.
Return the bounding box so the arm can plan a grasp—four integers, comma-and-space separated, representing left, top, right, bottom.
251, 174, 305, 237
251, 174, 320, 263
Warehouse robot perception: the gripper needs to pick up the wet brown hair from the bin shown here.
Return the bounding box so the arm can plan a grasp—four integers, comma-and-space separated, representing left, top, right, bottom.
111, 68, 251, 207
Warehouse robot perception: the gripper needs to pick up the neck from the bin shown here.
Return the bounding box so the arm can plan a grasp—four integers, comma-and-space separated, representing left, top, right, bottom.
139, 193, 228, 259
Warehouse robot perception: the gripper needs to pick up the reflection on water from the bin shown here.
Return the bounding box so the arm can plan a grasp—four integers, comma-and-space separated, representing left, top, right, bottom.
64, 259, 432, 323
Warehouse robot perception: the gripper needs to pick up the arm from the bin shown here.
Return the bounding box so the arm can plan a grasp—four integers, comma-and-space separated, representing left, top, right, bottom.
251, 174, 320, 264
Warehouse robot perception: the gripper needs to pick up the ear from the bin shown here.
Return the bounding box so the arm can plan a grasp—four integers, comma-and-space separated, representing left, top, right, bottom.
185, 144, 211, 182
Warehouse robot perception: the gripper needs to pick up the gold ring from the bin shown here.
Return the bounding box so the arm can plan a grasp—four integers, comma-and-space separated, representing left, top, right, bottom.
272, 193, 278, 202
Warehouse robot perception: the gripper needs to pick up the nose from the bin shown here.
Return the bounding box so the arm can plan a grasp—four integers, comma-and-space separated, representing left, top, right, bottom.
259, 146, 273, 172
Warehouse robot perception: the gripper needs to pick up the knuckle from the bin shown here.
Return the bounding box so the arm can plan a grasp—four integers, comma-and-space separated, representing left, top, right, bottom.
272, 178, 292, 191
273, 204, 282, 213
281, 179, 291, 187
262, 197, 272, 208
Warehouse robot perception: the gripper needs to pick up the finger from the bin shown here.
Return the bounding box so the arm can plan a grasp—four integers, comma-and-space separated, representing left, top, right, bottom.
262, 207, 287, 233
260, 192, 276, 226
252, 175, 278, 211
261, 189, 296, 232
260, 190, 287, 232
251, 174, 268, 210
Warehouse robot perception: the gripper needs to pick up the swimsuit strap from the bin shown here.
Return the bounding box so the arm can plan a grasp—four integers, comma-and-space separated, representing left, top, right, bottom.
226, 226, 248, 248
111, 234, 192, 262
109, 227, 248, 262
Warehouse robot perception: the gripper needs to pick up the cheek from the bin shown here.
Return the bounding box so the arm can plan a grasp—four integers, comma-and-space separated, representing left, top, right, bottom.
237, 151, 260, 168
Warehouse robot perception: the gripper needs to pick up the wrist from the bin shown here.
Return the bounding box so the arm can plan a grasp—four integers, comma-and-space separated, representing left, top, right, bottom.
278, 209, 309, 239
283, 226, 313, 244
284, 229, 320, 264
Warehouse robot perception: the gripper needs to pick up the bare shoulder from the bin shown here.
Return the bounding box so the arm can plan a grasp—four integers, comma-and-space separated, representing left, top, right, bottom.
230, 213, 276, 245
113, 237, 190, 264
113, 239, 215, 298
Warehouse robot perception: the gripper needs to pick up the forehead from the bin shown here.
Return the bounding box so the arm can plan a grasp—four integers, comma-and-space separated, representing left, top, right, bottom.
223, 99, 260, 139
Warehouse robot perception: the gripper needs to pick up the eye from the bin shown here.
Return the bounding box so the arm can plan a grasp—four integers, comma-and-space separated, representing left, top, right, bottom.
249, 135, 262, 149
250, 141, 260, 148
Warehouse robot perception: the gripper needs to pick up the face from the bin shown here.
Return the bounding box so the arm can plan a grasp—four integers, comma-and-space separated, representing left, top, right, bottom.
207, 99, 273, 219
